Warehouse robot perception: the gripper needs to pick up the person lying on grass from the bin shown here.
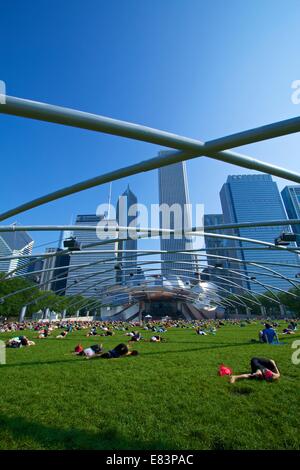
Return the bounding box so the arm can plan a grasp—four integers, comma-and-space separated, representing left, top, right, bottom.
282, 321, 297, 334
124, 330, 138, 337
149, 335, 166, 342
229, 357, 280, 384
128, 331, 143, 342
282, 327, 296, 335
99, 329, 115, 337
73, 343, 103, 358
87, 342, 138, 359
38, 327, 50, 339
6, 335, 35, 348
196, 327, 207, 336
56, 330, 68, 339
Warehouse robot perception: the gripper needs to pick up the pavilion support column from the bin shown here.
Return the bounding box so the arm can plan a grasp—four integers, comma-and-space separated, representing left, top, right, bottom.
139, 302, 143, 325
260, 305, 266, 317
19, 305, 27, 323
43, 308, 50, 320
279, 304, 286, 319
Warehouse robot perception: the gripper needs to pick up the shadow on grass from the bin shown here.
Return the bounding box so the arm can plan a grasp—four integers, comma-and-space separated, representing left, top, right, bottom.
0, 413, 175, 450
1, 357, 90, 368
143, 341, 253, 356
2, 341, 256, 368
230, 386, 254, 395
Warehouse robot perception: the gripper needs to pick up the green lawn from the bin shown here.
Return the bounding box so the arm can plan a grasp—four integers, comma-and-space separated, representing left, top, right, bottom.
0, 323, 299, 450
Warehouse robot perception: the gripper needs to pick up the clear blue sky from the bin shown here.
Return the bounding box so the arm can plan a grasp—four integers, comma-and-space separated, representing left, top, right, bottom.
1, 0, 300, 252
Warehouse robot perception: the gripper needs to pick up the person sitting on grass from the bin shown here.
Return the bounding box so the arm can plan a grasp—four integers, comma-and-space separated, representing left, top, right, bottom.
88, 343, 138, 359
259, 323, 279, 344
230, 357, 280, 383
288, 321, 297, 331
86, 326, 99, 337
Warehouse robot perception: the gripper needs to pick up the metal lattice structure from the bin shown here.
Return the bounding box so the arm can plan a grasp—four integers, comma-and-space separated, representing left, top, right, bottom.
1, 95, 300, 320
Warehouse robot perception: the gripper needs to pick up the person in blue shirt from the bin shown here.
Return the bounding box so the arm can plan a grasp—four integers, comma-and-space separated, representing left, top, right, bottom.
259, 324, 278, 344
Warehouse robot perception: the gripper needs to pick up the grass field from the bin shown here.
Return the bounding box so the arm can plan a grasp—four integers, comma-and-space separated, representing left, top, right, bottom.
0, 322, 299, 450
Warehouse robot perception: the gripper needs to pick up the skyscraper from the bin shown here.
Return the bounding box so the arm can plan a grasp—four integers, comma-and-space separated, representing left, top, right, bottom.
66, 214, 117, 298
204, 214, 226, 256
220, 174, 299, 294
158, 156, 197, 281
39, 248, 70, 294
0, 230, 34, 276
116, 185, 138, 285
281, 186, 300, 246
27, 257, 44, 284
204, 214, 230, 289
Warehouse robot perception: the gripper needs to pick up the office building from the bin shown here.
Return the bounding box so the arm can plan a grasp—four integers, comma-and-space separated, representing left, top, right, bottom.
65, 214, 117, 298
281, 185, 300, 246
220, 174, 299, 293
39, 248, 70, 294
204, 214, 231, 290
0, 230, 34, 276
116, 185, 138, 285
158, 156, 198, 281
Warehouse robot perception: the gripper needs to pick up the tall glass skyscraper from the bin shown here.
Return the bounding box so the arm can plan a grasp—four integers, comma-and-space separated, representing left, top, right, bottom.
0, 230, 34, 276
116, 185, 138, 284
220, 174, 299, 293
204, 214, 226, 256
281, 185, 300, 246
158, 156, 198, 281
39, 248, 70, 294
66, 214, 117, 298
204, 214, 231, 289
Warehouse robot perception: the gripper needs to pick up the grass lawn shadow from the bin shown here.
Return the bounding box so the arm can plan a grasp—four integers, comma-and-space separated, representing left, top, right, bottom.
0, 413, 175, 450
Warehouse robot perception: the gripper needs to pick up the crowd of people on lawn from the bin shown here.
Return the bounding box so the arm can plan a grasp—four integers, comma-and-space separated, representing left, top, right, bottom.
1, 317, 298, 382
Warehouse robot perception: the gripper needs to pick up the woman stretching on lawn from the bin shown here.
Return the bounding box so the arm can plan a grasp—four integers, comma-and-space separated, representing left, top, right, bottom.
230, 357, 280, 383
88, 343, 138, 359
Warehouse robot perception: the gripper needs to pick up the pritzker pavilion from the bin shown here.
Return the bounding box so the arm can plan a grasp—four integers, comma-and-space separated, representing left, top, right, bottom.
1, 95, 300, 321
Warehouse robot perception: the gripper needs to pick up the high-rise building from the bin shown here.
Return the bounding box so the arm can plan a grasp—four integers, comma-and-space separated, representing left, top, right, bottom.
65, 214, 117, 298
204, 214, 226, 256
204, 214, 231, 290
158, 156, 198, 281
220, 174, 299, 293
39, 248, 70, 294
40, 248, 59, 291
0, 230, 34, 276
281, 186, 300, 246
27, 257, 44, 284
116, 185, 138, 285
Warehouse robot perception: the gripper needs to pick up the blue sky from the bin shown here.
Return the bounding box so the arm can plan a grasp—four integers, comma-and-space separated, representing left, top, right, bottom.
1, 0, 300, 252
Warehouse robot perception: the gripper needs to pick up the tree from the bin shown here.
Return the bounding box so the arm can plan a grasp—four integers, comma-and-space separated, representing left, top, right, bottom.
0, 272, 98, 318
